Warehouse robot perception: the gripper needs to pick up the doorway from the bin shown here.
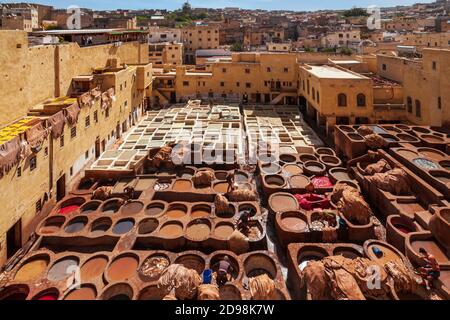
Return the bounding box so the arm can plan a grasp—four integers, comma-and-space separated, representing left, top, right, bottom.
56, 174, 66, 202
95, 137, 101, 159
7, 219, 22, 259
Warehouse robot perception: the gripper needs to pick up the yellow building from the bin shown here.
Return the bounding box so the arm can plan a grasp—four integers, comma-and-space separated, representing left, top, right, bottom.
181, 24, 220, 63
149, 42, 183, 67
0, 30, 152, 267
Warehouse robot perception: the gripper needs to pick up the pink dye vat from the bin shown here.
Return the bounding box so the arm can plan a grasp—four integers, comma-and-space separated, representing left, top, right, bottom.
294, 194, 330, 210
311, 176, 334, 188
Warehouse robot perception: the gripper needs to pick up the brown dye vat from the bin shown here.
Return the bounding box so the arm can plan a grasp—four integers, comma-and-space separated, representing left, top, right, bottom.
412, 127, 431, 134
138, 285, 166, 300
64, 286, 97, 300
80, 201, 102, 214
138, 218, 159, 235
418, 148, 446, 162
107, 255, 139, 282
64, 217, 87, 233
216, 204, 236, 218
244, 253, 277, 279
283, 164, 303, 175
90, 217, 112, 236
0, 285, 29, 300
329, 167, 351, 182
191, 205, 211, 219
260, 163, 281, 174
340, 125, 355, 133
101, 283, 134, 300
289, 175, 310, 189
281, 213, 307, 232
139, 254, 170, 281
159, 221, 184, 238
299, 154, 317, 162
213, 181, 229, 193
81, 256, 108, 281
332, 247, 362, 259
411, 240, 449, 264
214, 171, 228, 180
145, 201, 166, 216
297, 246, 328, 271
186, 219, 211, 241
280, 154, 297, 163
429, 170, 450, 185
320, 155, 341, 165
269, 193, 298, 212
397, 133, 418, 142
14, 256, 49, 282
347, 133, 364, 141
315, 147, 335, 156
440, 161, 450, 171
121, 201, 144, 215
47, 257, 79, 281
397, 149, 419, 159
366, 242, 403, 264
175, 254, 205, 274
39, 216, 65, 234
172, 179, 193, 192
219, 284, 242, 300
166, 204, 187, 219
102, 200, 121, 214
303, 161, 326, 176
214, 222, 235, 239
396, 201, 425, 217
421, 134, 444, 143
264, 175, 285, 187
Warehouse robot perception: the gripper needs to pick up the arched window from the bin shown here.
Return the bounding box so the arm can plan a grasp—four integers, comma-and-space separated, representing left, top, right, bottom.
415, 100, 421, 118
357, 93, 366, 107
407, 96, 412, 113
338, 93, 347, 107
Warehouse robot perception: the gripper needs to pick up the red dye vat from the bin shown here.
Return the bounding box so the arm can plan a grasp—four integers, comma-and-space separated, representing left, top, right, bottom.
37, 294, 57, 300
394, 224, 412, 234
58, 205, 80, 215
294, 193, 330, 210
311, 176, 334, 188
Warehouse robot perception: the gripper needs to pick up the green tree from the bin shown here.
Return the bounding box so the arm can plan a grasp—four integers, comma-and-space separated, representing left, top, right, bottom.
342, 7, 369, 17
230, 42, 243, 52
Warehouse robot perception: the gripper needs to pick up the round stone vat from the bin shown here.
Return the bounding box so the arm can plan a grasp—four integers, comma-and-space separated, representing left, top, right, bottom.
289, 174, 310, 189
112, 218, 135, 235
100, 283, 134, 300
213, 221, 235, 240
80, 255, 109, 282
159, 220, 184, 238
244, 253, 277, 279
101, 199, 122, 215
172, 179, 193, 192
303, 161, 326, 176
58, 197, 85, 215
429, 170, 450, 185
39, 216, 66, 234
106, 253, 139, 282
299, 153, 318, 163
120, 201, 144, 215
319, 155, 342, 169
213, 181, 229, 193
268, 192, 299, 213
439, 160, 450, 171
395, 124, 411, 131
63, 284, 97, 300
264, 174, 286, 187
339, 125, 355, 133
379, 133, 399, 142
165, 203, 188, 219
0, 284, 29, 300
186, 218, 212, 241
174, 254, 205, 275
387, 215, 420, 253
145, 201, 167, 217
412, 158, 439, 170
417, 147, 446, 162
138, 218, 159, 235
283, 164, 303, 176
297, 245, 328, 271
214, 170, 228, 180
260, 162, 281, 175
90, 217, 112, 236
329, 167, 352, 183
279, 153, 297, 164
32, 288, 59, 300
364, 240, 406, 265
412, 126, 431, 134
279, 211, 308, 232
47, 256, 79, 282
347, 133, 364, 141
210, 253, 240, 280
80, 200, 102, 215
216, 203, 236, 219
14, 253, 50, 282
191, 204, 211, 219
64, 216, 88, 234
332, 246, 363, 259
219, 284, 242, 300
138, 285, 166, 300
138, 253, 170, 282
397, 133, 419, 143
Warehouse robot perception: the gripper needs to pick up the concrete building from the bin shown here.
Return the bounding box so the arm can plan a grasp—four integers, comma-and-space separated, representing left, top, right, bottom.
321, 30, 361, 48
149, 42, 183, 67
181, 24, 220, 63
148, 26, 182, 43
0, 30, 152, 265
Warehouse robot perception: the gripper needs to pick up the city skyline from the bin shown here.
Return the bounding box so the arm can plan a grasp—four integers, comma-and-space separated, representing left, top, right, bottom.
0, 0, 437, 11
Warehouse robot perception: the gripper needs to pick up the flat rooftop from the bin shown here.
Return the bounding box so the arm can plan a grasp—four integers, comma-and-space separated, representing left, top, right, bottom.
304, 65, 366, 79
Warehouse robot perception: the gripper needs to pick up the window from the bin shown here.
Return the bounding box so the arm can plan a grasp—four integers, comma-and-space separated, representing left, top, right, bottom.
357, 94, 366, 107
85, 116, 90, 128
382, 64, 387, 71
438, 97, 441, 109
338, 93, 347, 107
17, 167, 21, 177
245, 69, 250, 74
283, 67, 289, 73
246, 82, 251, 88
267, 67, 271, 72
432, 61, 437, 70
71, 126, 77, 138
70, 166, 73, 176
220, 82, 225, 87
236, 82, 240, 87
183, 81, 189, 86
44, 147, 48, 157
105, 108, 110, 118
30, 156, 37, 171
94, 111, 98, 123
85, 150, 89, 159
35, 199, 42, 214
407, 97, 412, 113
60, 135, 64, 147
222, 68, 227, 73
415, 100, 421, 118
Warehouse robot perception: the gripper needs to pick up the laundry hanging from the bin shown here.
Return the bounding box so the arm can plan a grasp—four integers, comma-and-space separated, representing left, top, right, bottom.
0, 136, 21, 176
25, 121, 48, 152
64, 102, 81, 125
48, 111, 66, 139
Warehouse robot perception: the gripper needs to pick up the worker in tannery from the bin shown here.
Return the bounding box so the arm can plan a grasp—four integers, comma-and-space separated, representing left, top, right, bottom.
213, 255, 234, 286
417, 247, 441, 290
236, 208, 256, 234
226, 169, 239, 193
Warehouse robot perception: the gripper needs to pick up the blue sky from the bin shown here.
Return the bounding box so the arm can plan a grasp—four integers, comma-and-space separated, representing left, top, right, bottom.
0, 0, 434, 11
